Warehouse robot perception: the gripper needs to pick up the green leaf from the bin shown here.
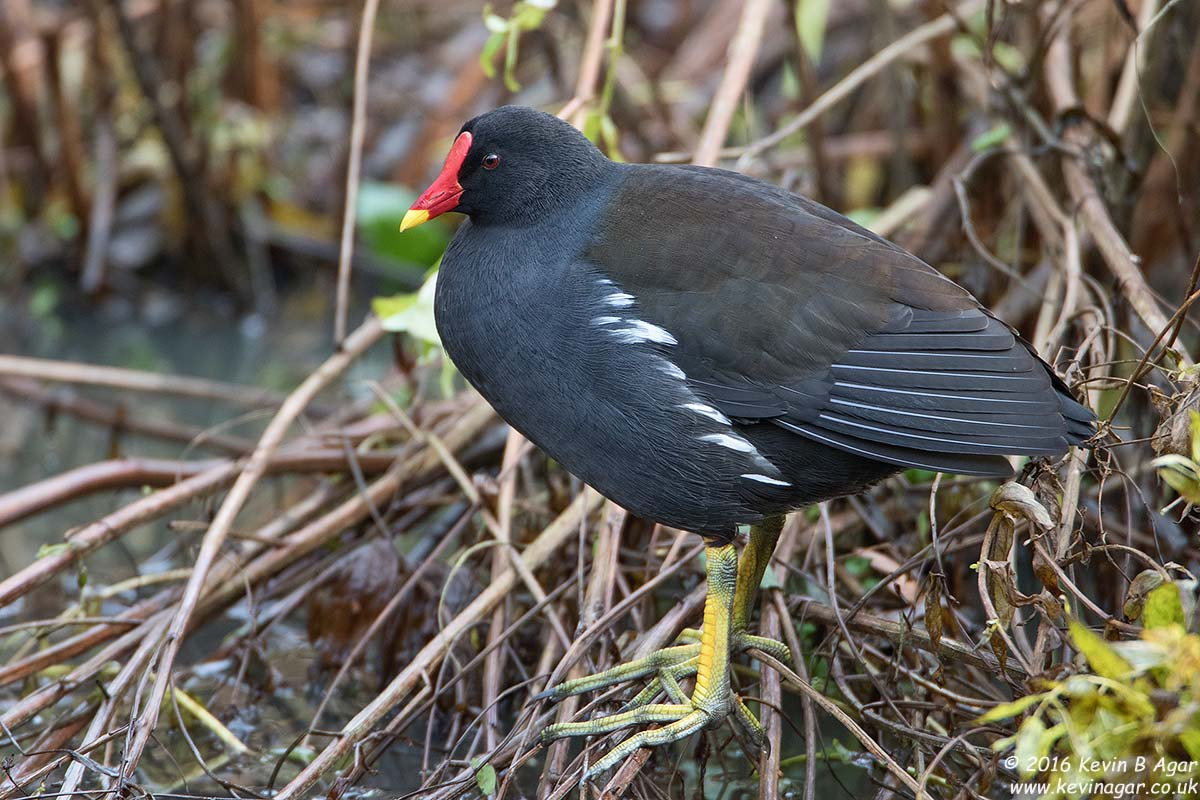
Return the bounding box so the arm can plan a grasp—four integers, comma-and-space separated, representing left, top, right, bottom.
1068, 620, 1132, 679
582, 110, 602, 144
1190, 410, 1200, 463
1013, 715, 1047, 778
978, 691, 1045, 723
845, 208, 880, 229
483, 13, 509, 33
759, 567, 782, 591
971, 123, 1012, 152
1123, 569, 1166, 620
479, 31, 505, 77
29, 282, 61, 319
599, 115, 622, 161
512, 3, 550, 28
503, 25, 522, 92
373, 270, 441, 346
471, 757, 497, 795
1153, 454, 1200, 504
36, 542, 70, 559
273, 745, 315, 764
1181, 729, 1200, 762
1143, 582, 1185, 630
358, 181, 450, 269
950, 36, 1024, 73
794, 0, 830, 64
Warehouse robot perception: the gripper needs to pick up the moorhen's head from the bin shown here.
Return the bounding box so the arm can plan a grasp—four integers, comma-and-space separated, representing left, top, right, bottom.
401, 106, 610, 230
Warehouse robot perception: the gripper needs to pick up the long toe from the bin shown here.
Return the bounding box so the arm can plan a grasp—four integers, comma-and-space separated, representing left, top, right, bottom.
734, 632, 792, 662
541, 703, 694, 744
582, 709, 713, 780
540, 642, 700, 701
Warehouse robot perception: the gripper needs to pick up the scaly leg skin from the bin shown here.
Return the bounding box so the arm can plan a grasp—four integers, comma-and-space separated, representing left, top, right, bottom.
540, 517, 789, 780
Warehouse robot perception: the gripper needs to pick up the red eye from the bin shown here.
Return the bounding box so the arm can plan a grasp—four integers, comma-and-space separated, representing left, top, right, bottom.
482, 153, 501, 170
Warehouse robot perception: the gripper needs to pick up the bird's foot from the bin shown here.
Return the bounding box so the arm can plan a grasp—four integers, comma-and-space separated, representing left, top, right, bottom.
538, 628, 790, 780
541, 695, 766, 780
539, 628, 789, 706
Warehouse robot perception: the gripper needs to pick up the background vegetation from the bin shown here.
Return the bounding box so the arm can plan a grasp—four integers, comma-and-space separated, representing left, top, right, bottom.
0, 0, 1197, 798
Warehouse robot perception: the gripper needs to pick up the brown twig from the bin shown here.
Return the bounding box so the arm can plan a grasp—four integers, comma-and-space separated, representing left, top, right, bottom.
333, 0, 382, 346
0, 354, 298, 409
118, 316, 386, 781
273, 490, 605, 800
691, 0, 772, 167
736, 0, 986, 163
0, 449, 396, 530
0, 376, 253, 455
1043, 2, 1186, 362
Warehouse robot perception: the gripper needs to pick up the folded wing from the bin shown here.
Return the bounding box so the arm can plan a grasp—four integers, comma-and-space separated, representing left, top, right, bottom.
588, 164, 1095, 476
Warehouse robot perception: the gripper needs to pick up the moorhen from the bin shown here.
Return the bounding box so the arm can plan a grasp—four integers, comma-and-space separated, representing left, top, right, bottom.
400, 105, 1094, 778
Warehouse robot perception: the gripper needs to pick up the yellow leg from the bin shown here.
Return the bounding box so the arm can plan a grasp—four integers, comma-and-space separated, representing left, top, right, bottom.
733, 517, 784, 634
539, 518, 791, 781
693, 543, 736, 709
542, 543, 738, 778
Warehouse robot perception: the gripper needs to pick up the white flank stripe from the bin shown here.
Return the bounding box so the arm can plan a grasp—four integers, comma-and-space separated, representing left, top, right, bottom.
605, 292, 635, 307
610, 319, 678, 345
659, 361, 687, 380
681, 402, 730, 424
699, 433, 756, 454
592, 316, 621, 325
741, 473, 791, 486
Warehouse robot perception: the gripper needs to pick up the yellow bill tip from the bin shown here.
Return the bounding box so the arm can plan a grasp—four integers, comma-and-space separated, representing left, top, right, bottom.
400, 209, 430, 232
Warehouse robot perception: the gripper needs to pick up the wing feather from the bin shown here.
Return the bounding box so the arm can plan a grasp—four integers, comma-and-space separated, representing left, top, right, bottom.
585, 164, 1095, 476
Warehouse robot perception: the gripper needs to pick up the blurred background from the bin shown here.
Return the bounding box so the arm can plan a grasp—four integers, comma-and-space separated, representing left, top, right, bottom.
1, 0, 1198, 798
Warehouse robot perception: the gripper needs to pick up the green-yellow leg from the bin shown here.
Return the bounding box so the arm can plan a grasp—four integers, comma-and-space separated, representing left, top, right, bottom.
540, 518, 790, 779
542, 541, 739, 778
733, 516, 783, 635
612, 518, 789, 711
542, 518, 788, 701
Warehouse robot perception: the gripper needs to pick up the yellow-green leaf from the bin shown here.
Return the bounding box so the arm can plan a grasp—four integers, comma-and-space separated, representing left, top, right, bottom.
1014, 715, 1047, 778
1123, 569, 1166, 621
1190, 409, 1200, 462
794, 0, 830, 64
373, 271, 440, 346
36, 542, 70, 559
1143, 582, 1185, 630
472, 757, 497, 795
1181, 729, 1200, 762
1068, 620, 1132, 679
479, 31, 505, 77
971, 123, 1012, 152
1153, 454, 1200, 504
978, 692, 1045, 723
